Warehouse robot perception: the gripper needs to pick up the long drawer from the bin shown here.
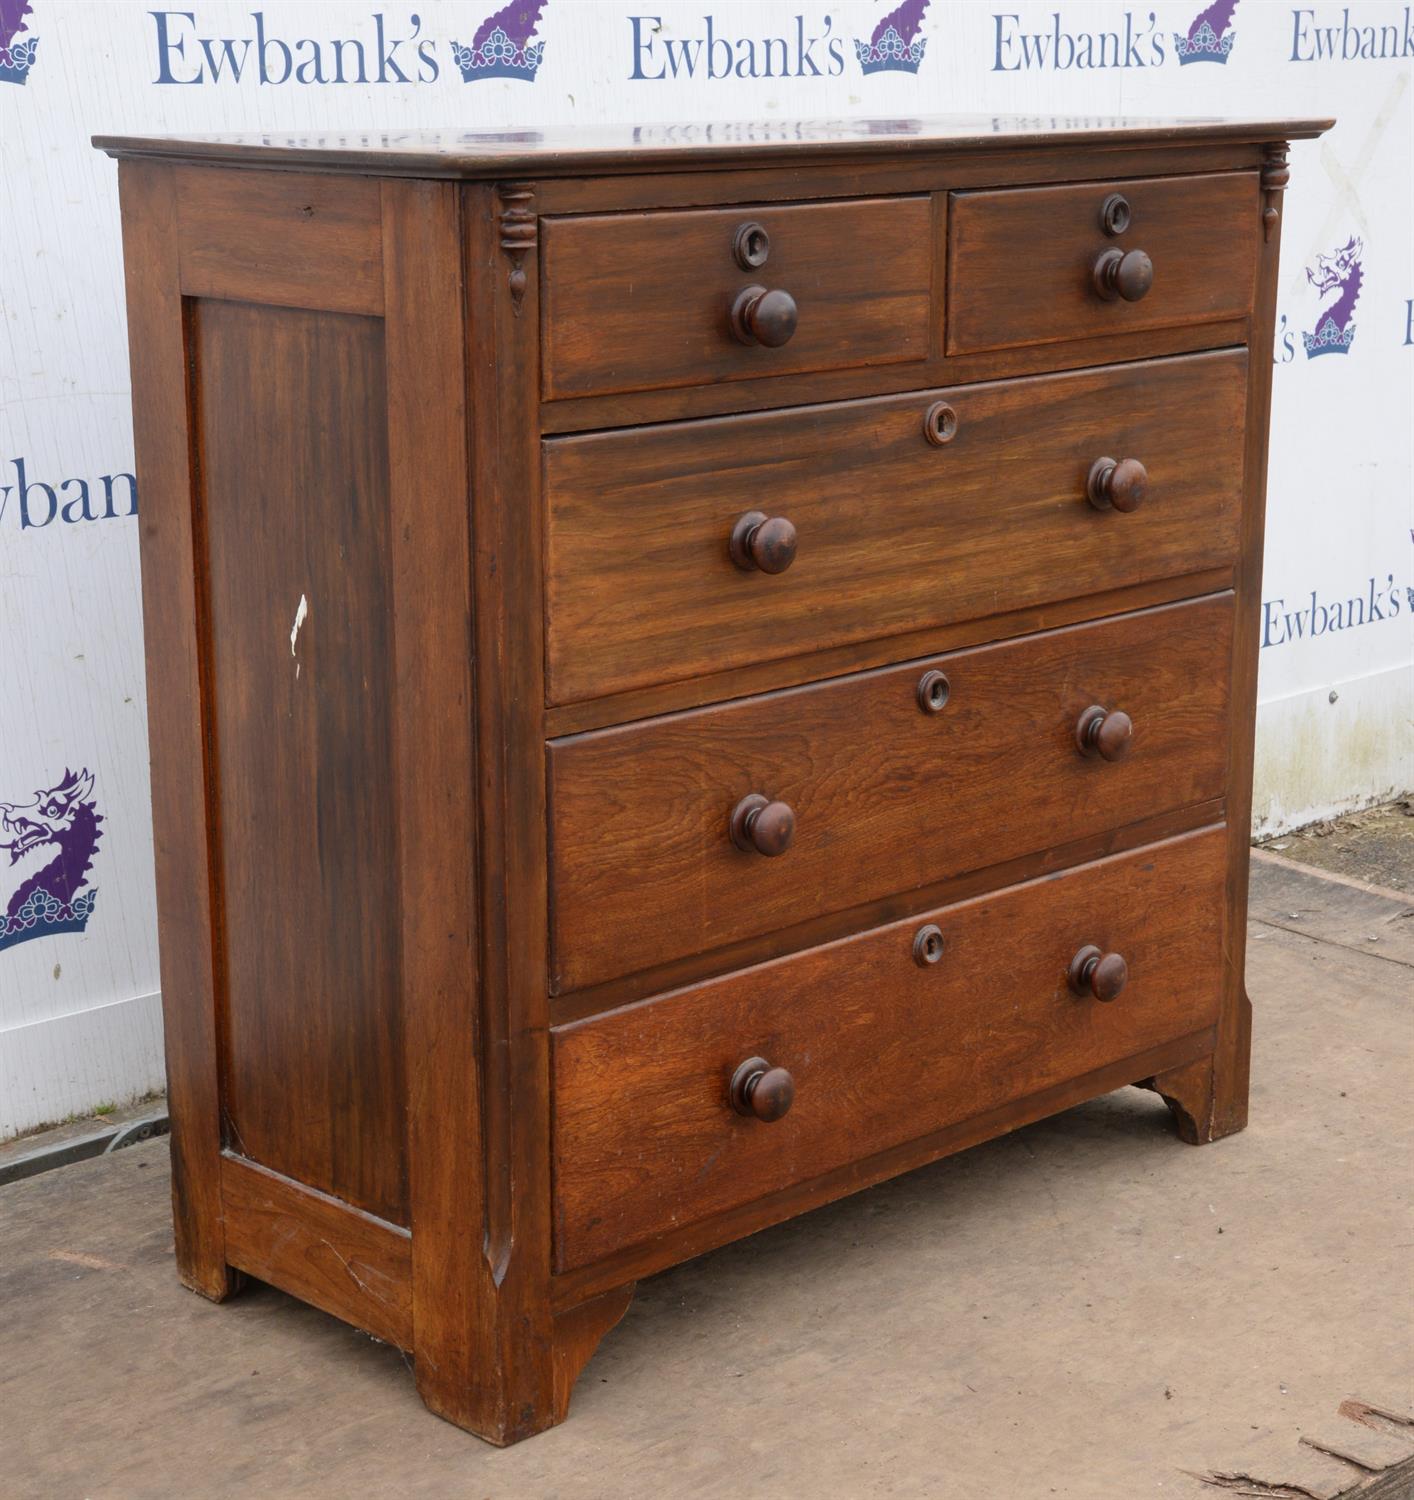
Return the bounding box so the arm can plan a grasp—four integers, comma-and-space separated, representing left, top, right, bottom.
552, 825, 1227, 1271
543, 350, 1247, 705
548, 594, 1232, 992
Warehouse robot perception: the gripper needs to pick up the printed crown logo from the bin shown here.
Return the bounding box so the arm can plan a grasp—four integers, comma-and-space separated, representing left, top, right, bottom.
1303, 236, 1363, 358
1174, 0, 1238, 64
0, 0, 38, 85
452, 0, 545, 82
1, 768, 102, 953
855, 0, 928, 75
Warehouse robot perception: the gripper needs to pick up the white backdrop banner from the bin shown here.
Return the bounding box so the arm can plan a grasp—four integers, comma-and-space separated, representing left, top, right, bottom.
1, 0, 1411, 1133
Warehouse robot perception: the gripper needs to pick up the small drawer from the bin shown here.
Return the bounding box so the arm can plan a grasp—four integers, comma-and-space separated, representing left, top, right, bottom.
547, 594, 1232, 992
947, 173, 1259, 354
551, 825, 1226, 1271
540, 197, 933, 400
544, 349, 1247, 706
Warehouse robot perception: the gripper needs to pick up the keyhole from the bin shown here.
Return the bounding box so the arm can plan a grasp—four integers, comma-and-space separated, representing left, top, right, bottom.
733, 221, 771, 271
917, 670, 951, 714
923, 402, 958, 447
913, 924, 946, 967
1101, 193, 1131, 236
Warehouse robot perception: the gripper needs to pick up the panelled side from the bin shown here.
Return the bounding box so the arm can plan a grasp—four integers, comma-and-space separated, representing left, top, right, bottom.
193, 298, 408, 1225
121, 162, 463, 1309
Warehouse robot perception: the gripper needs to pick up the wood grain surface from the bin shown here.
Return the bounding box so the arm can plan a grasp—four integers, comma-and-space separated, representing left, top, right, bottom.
549, 594, 1233, 992
220, 1153, 412, 1348
195, 298, 408, 1226
541, 196, 932, 399
947, 172, 1259, 353
94, 114, 1333, 178
117, 161, 235, 1301
175, 165, 384, 315
108, 122, 1321, 1443
552, 825, 1227, 1271
544, 350, 1247, 704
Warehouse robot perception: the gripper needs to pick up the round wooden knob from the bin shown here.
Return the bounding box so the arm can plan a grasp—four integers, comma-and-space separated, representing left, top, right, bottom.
729, 793, 796, 856
729, 1056, 795, 1121
1087, 457, 1148, 513
1067, 945, 1129, 1002
1075, 705, 1133, 762
730, 286, 799, 347
730, 511, 798, 574
1092, 246, 1153, 302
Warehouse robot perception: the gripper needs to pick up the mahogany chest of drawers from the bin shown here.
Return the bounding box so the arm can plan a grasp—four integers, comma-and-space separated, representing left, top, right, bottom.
98, 115, 1329, 1445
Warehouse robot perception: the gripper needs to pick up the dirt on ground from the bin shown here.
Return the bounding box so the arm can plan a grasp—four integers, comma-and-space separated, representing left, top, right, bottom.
0, 1094, 165, 1169
1260, 797, 1414, 895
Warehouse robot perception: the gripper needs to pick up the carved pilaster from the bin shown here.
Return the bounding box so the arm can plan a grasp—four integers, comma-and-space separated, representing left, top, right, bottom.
1261, 144, 1290, 243
498, 183, 536, 315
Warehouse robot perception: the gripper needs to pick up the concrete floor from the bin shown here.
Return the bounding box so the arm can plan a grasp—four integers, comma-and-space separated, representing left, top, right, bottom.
2, 855, 1411, 1499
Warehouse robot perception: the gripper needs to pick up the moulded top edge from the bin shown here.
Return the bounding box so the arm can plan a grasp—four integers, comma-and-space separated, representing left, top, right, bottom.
92, 115, 1335, 179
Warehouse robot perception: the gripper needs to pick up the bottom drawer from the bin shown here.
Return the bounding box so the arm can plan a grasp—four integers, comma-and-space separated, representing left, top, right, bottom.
551, 826, 1226, 1272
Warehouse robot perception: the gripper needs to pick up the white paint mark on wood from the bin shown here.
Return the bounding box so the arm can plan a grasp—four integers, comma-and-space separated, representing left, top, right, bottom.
290, 594, 309, 679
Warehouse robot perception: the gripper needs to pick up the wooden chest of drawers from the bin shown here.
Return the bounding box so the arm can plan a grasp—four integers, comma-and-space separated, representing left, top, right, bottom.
98, 115, 1329, 1445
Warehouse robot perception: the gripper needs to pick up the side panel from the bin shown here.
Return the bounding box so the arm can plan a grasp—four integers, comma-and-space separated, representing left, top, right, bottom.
122, 164, 497, 1366
174, 165, 385, 316
195, 299, 407, 1225
1214, 154, 1288, 1136
118, 160, 232, 1301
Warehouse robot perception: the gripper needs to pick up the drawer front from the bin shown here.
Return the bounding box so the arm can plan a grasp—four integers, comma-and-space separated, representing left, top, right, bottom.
552, 826, 1226, 1271
947, 173, 1258, 354
543, 350, 1246, 705
549, 594, 1232, 992
540, 197, 933, 400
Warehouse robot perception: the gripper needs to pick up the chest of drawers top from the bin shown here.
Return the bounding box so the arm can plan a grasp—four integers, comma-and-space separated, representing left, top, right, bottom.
100, 113, 1328, 1447
101, 119, 1325, 389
